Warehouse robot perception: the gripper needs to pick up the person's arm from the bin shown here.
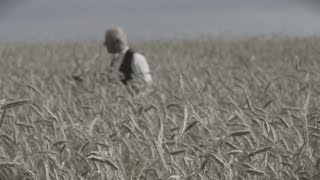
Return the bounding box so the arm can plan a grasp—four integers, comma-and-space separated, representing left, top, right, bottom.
110, 54, 119, 68
110, 58, 115, 68
131, 53, 152, 84
106, 55, 121, 84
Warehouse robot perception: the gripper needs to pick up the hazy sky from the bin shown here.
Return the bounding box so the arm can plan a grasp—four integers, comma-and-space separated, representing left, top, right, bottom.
0, 0, 320, 42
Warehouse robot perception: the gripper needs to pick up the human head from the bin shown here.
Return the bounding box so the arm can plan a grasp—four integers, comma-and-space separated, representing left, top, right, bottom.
104, 26, 128, 54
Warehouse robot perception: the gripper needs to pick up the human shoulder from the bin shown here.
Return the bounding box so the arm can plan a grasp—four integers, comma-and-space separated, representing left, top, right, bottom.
132, 51, 147, 61
131, 51, 148, 65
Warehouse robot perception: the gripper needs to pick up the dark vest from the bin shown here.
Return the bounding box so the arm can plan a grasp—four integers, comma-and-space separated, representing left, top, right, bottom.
119, 49, 134, 84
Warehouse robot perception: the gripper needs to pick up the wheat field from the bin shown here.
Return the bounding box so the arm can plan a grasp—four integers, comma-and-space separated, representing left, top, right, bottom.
0, 36, 320, 180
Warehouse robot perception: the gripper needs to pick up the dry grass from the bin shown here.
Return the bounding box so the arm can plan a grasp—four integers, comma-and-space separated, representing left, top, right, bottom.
1, 35, 320, 179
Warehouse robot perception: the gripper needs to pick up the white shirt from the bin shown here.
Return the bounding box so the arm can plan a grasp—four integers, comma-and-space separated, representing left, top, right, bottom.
111, 47, 152, 84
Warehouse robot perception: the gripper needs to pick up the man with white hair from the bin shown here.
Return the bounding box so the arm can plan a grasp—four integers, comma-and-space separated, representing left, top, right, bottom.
104, 27, 152, 86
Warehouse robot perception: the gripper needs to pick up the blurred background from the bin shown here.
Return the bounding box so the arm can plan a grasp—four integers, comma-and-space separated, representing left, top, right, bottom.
0, 0, 319, 42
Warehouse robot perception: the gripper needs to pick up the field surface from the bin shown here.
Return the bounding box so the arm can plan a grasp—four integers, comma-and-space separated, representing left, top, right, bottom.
1, 36, 320, 179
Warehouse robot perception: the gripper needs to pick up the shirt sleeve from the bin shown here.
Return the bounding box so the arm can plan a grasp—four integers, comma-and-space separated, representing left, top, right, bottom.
131, 53, 153, 84
110, 54, 120, 69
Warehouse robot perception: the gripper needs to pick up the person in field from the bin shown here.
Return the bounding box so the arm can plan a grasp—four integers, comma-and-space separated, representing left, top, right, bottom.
104, 27, 152, 87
